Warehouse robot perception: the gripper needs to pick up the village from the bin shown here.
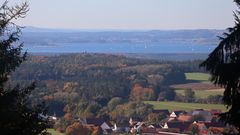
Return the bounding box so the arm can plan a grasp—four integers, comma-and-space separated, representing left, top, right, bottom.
45, 108, 237, 135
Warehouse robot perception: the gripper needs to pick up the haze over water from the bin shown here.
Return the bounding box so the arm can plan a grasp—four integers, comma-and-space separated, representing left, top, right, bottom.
24, 42, 216, 54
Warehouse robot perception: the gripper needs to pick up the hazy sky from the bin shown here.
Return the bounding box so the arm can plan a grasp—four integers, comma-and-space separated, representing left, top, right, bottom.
11, 0, 237, 30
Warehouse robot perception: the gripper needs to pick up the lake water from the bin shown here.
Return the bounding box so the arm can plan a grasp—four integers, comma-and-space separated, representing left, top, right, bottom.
24, 42, 217, 53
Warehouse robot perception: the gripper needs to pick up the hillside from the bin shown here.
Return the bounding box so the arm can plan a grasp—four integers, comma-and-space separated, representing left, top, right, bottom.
11, 53, 204, 116
9, 53, 227, 134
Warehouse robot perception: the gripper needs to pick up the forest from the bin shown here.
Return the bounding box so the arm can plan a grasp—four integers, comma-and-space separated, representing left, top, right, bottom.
8, 53, 220, 132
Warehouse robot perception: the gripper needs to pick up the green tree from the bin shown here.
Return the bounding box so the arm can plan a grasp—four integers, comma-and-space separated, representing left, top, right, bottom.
0, 1, 48, 134
200, 0, 240, 131
184, 89, 195, 103
157, 87, 176, 101
107, 97, 124, 111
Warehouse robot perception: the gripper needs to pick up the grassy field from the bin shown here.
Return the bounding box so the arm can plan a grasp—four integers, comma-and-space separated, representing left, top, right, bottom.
145, 101, 227, 112
175, 89, 224, 98
171, 73, 222, 98
47, 129, 64, 135
185, 72, 211, 82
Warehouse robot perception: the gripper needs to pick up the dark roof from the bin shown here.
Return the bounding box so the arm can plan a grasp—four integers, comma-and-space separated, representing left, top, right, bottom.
167, 122, 192, 132
150, 124, 162, 128
172, 110, 186, 116
141, 127, 158, 134
86, 118, 104, 126
117, 122, 129, 127
158, 128, 180, 134
153, 110, 170, 115
105, 121, 113, 127
205, 122, 225, 128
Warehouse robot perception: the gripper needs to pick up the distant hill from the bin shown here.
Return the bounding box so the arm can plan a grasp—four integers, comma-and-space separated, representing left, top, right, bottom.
19, 27, 225, 54
21, 26, 224, 46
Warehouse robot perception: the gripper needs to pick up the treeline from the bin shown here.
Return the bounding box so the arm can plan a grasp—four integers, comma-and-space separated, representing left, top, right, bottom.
10, 53, 204, 131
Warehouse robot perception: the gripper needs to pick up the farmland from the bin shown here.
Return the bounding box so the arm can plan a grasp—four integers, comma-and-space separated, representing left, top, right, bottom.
171, 72, 223, 98
172, 82, 221, 90
145, 101, 227, 112
175, 89, 224, 98
184, 72, 211, 82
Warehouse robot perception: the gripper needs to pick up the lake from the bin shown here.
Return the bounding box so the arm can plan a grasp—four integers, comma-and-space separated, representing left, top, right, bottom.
24, 42, 217, 53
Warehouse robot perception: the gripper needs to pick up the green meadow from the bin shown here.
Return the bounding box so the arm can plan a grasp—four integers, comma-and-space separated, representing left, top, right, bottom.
145, 101, 227, 112
185, 72, 211, 82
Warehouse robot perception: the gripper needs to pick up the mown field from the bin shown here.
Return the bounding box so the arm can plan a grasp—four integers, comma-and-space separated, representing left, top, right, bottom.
47, 129, 64, 135
145, 101, 227, 112
184, 72, 211, 82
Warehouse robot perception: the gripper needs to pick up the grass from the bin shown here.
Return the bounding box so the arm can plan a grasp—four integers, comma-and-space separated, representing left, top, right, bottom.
185, 72, 211, 82
172, 73, 222, 98
145, 101, 227, 112
175, 89, 224, 99
47, 129, 64, 135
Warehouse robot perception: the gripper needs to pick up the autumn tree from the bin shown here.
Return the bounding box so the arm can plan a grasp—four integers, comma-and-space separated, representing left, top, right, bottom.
110, 101, 153, 120
65, 122, 100, 135
0, 1, 48, 134
130, 84, 155, 101
147, 113, 167, 124
200, 0, 240, 131
65, 122, 91, 135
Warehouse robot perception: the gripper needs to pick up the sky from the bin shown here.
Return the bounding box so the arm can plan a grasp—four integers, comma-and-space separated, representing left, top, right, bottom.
9, 0, 237, 30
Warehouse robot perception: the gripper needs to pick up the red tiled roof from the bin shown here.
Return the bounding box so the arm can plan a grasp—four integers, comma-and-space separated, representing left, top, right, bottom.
177, 114, 192, 122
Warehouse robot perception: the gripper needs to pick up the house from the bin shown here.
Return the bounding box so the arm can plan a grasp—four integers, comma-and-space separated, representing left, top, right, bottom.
81, 118, 113, 133
210, 109, 222, 115
170, 112, 177, 118
131, 122, 145, 134
191, 109, 212, 122
163, 122, 192, 133
205, 122, 225, 129
141, 127, 158, 134
194, 122, 209, 135
205, 121, 225, 134
148, 123, 162, 128
112, 123, 130, 133
177, 114, 192, 122
172, 110, 187, 116
38, 113, 49, 121
192, 121, 226, 135
168, 111, 186, 122
82, 118, 104, 126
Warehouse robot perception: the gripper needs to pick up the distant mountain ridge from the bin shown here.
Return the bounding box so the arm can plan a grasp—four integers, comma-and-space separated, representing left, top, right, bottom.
21, 26, 225, 46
